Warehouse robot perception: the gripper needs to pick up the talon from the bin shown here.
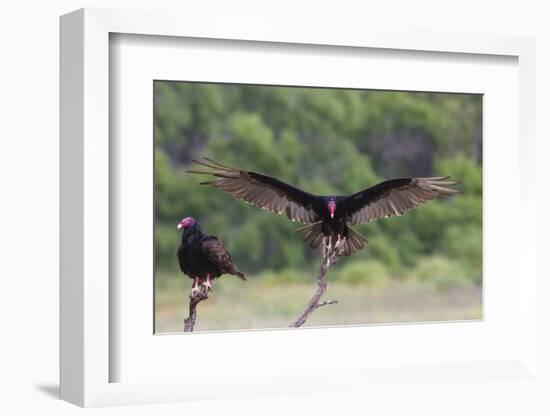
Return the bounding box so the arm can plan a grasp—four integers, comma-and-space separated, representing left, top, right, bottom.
190, 276, 201, 294
332, 234, 344, 253
202, 274, 213, 292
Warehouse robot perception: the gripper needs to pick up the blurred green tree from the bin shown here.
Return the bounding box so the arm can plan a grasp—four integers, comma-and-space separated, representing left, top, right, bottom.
154, 81, 482, 285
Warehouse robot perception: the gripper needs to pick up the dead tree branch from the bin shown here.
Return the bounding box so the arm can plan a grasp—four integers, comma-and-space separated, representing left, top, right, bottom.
184, 290, 209, 332
290, 246, 341, 328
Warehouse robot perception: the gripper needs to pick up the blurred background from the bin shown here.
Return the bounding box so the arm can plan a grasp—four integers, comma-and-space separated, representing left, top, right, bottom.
154, 81, 482, 333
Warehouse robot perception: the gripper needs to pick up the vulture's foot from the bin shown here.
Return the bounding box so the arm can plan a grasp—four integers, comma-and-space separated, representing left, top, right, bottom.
202, 275, 213, 292
325, 237, 334, 257
190, 276, 201, 296
334, 235, 345, 255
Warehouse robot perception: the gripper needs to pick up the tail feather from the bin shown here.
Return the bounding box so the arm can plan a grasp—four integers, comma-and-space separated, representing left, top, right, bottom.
295, 221, 324, 248
234, 270, 247, 281
296, 222, 368, 256
342, 226, 368, 256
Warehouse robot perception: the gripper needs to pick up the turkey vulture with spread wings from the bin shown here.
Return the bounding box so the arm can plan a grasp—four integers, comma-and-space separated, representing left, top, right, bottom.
177, 216, 246, 295
188, 158, 460, 257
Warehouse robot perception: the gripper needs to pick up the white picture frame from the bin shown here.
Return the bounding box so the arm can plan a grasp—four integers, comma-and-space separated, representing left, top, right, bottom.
60, 8, 538, 407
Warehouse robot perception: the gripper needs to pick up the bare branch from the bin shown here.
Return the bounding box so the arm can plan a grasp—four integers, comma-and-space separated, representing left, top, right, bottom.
183, 290, 209, 332
315, 300, 338, 309
290, 246, 341, 328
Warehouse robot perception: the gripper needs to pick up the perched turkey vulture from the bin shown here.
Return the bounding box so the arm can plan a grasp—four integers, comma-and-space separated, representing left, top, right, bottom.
177, 216, 246, 294
187, 158, 461, 257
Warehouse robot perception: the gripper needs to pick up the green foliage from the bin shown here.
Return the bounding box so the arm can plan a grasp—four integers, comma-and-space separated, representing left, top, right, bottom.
337, 260, 390, 286
413, 256, 470, 290
442, 225, 483, 284
365, 235, 402, 272
435, 154, 482, 196
210, 112, 285, 175
155, 223, 180, 272
154, 82, 482, 289
257, 268, 311, 285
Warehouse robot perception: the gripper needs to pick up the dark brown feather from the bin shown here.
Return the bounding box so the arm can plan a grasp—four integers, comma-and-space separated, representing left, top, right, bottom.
347, 177, 460, 225
296, 222, 368, 257
187, 159, 319, 224
296, 222, 324, 248
201, 238, 246, 280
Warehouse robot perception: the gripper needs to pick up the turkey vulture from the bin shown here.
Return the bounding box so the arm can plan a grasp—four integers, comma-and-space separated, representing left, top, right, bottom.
187, 158, 460, 257
177, 216, 246, 294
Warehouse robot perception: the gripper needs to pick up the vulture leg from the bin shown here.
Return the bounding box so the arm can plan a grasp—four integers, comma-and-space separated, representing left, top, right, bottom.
191, 276, 201, 296
335, 235, 346, 255
202, 274, 213, 292
323, 236, 334, 259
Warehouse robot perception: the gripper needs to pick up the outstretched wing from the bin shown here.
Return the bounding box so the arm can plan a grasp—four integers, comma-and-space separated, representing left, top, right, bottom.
187, 158, 320, 224
201, 237, 246, 280
346, 177, 460, 225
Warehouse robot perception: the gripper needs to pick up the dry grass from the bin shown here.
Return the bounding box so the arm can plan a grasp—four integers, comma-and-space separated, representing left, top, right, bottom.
155, 274, 482, 333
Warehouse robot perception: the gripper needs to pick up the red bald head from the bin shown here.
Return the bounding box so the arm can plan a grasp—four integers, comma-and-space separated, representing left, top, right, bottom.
177, 216, 196, 230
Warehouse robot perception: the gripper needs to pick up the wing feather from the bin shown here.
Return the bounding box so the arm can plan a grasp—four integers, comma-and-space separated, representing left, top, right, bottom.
188, 159, 319, 224
201, 237, 245, 279
201, 238, 231, 272
348, 177, 460, 225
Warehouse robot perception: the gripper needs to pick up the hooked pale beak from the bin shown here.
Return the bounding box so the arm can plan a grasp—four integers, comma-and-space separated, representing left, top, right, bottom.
330, 212, 334, 219
177, 222, 184, 230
